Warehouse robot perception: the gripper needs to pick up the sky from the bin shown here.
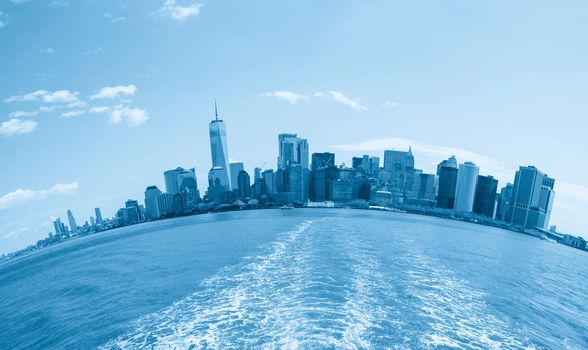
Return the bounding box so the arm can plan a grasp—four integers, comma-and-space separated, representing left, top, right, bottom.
1, 0, 587, 254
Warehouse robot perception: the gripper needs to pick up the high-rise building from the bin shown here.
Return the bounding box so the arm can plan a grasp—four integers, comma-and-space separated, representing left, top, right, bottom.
408, 172, 437, 205
508, 166, 555, 229
208, 101, 231, 190
454, 162, 479, 212
277, 134, 309, 170
262, 169, 275, 194
383, 148, 415, 200
473, 175, 498, 217
229, 162, 245, 191
495, 183, 513, 221
94, 207, 103, 225
311, 152, 335, 170
311, 164, 339, 202
164, 167, 199, 196
124, 199, 141, 225
67, 209, 77, 234
436, 156, 459, 209
156, 192, 174, 217
237, 170, 251, 200
144, 185, 162, 220
53, 218, 66, 235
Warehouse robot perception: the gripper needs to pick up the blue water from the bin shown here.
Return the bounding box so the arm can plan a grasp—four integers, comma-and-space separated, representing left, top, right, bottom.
1, 209, 587, 349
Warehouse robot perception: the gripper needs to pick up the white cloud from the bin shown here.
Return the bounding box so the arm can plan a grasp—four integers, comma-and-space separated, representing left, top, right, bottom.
52, 0, 69, 7
109, 105, 149, 126
557, 183, 588, 203
314, 90, 368, 111
61, 110, 85, 118
104, 13, 126, 23
382, 100, 398, 108
0, 119, 38, 136
40, 48, 55, 54
90, 85, 137, 100
5, 89, 81, 105
0, 182, 79, 209
9, 110, 38, 118
332, 136, 513, 182
154, 0, 202, 20
84, 47, 104, 55
10, 0, 32, 4
0, 12, 12, 28
261, 90, 308, 105
89, 106, 110, 113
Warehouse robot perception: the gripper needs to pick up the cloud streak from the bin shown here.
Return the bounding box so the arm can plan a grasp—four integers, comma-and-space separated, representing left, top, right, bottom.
314, 90, 368, 111
0, 182, 79, 209
90, 85, 137, 100
154, 0, 202, 21
5, 89, 82, 105
0, 118, 38, 136
108, 105, 149, 126
261, 90, 308, 105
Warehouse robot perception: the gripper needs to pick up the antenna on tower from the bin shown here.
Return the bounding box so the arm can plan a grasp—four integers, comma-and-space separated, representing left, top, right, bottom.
214, 99, 219, 122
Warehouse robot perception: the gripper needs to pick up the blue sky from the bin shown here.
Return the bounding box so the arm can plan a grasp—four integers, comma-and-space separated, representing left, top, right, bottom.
1, 0, 587, 254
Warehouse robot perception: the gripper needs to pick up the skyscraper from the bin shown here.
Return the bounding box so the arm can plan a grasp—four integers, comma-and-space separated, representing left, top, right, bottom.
277, 134, 309, 170
437, 157, 459, 209
144, 185, 162, 220
208, 101, 231, 190
229, 162, 245, 191
67, 209, 77, 234
495, 183, 513, 221
473, 175, 498, 217
94, 207, 103, 225
237, 170, 251, 200
508, 166, 555, 229
454, 162, 479, 212
383, 148, 415, 200
53, 218, 66, 235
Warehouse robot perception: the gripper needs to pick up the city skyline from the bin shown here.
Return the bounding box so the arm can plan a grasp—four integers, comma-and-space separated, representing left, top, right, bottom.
1, 1, 588, 254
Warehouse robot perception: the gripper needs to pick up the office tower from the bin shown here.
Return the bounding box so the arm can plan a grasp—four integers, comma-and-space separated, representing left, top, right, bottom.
208, 101, 231, 190
454, 162, 479, 212
383, 148, 415, 199
509, 166, 555, 229
352, 155, 370, 173
311, 152, 335, 170
262, 169, 275, 194
352, 156, 364, 169
283, 164, 306, 203
495, 183, 513, 221
165, 167, 199, 195
369, 156, 380, 175
311, 165, 339, 202
144, 186, 162, 220
332, 179, 353, 202
124, 199, 141, 225
437, 157, 459, 209
436, 155, 458, 175
473, 175, 498, 217
237, 170, 251, 199
94, 207, 103, 225
67, 209, 77, 234
277, 134, 309, 169
253, 167, 262, 181
156, 192, 174, 217
90, 216, 96, 226
53, 218, 66, 235
229, 162, 245, 191
408, 172, 437, 204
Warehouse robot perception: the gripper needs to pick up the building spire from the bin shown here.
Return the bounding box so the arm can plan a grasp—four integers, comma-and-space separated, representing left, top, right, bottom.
214, 99, 219, 122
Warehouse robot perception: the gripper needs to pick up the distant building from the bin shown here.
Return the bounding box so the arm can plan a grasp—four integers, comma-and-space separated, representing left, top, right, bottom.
156, 192, 174, 217
262, 169, 275, 195
473, 175, 498, 217
454, 162, 479, 212
332, 179, 353, 203
124, 199, 141, 225
383, 148, 415, 201
277, 134, 309, 170
94, 207, 103, 225
436, 155, 458, 175
67, 209, 77, 234
53, 218, 67, 235
507, 166, 555, 229
408, 172, 437, 205
229, 162, 245, 191
495, 183, 513, 221
561, 235, 586, 250
237, 170, 251, 200
436, 157, 459, 209
144, 185, 162, 220
311, 162, 338, 202
311, 152, 335, 171
208, 101, 231, 190
165, 167, 199, 196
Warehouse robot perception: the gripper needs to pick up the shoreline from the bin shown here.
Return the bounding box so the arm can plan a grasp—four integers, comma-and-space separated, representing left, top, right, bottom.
1, 204, 583, 264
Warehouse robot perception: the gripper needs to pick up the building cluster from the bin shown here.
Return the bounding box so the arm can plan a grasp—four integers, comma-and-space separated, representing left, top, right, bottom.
16, 103, 585, 260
